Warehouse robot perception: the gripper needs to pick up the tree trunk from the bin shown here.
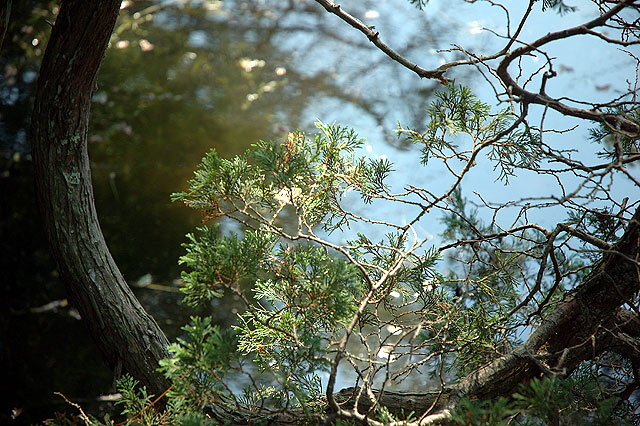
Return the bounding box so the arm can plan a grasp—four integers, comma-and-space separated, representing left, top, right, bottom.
30, 0, 171, 397
0, 0, 10, 49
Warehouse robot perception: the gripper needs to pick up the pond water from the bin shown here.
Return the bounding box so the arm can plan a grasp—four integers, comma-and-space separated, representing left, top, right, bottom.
1, 1, 449, 422
1, 0, 636, 423
87, 0, 464, 330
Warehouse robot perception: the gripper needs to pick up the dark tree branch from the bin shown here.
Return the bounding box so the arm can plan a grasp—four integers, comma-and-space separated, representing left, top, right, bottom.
314, 0, 639, 137
322, 209, 639, 422
496, 0, 640, 137
313, 0, 449, 81
605, 308, 640, 365
453, 207, 640, 400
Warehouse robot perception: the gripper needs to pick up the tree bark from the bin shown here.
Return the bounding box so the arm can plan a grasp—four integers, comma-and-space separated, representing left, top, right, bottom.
0, 0, 10, 49
30, 0, 171, 397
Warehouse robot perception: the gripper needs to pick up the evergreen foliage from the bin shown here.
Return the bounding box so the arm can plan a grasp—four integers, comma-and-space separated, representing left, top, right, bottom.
39, 0, 640, 424
158, 86, 637, 423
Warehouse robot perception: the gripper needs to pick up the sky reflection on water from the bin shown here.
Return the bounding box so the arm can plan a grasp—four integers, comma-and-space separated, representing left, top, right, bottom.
1, 0, 637, 421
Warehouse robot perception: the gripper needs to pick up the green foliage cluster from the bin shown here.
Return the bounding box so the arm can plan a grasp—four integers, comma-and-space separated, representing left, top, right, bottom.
178, 226, 277, 304
589, 108, 640, 162
400, 84, 541, 183
449, 375, 631, 426
167, 118, 452, 421
159, 83, 634, 424
48, 80, 638, 425
236, 245, 362, 370
540, 0, 577, 15
173, 121, 394, 231
159, 317, 238, 413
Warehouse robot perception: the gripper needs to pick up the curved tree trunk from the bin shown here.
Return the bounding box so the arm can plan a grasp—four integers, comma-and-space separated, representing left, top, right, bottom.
30, 0, 171, 397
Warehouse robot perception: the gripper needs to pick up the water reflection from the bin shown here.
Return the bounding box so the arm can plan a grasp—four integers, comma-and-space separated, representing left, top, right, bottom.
1, 0, 452, 423
89, 0, 451, 317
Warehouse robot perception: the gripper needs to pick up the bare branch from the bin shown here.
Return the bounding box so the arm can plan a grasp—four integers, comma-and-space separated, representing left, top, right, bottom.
313, 0, 449, 81
497, 0, 640, 137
